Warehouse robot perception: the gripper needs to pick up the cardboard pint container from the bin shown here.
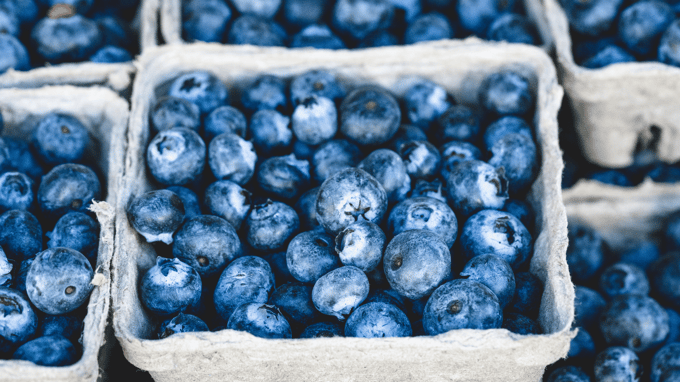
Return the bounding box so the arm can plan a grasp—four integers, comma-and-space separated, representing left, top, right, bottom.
0, 86, 128, 382
543, 0, 680, 169
113, 41, 574, 382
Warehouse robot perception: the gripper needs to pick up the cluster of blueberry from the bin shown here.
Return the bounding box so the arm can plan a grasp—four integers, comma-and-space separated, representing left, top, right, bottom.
182, 0, 542, 49
125, 67, 544, 340
0, 113, 102, 366
561, 0, 680, 69
562, 153, 680, 189
0, 0, 139, 75
544, 215, 680, 381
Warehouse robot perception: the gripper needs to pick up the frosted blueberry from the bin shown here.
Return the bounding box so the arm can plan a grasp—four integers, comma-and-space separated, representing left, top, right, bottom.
335, 220, 385, 272
312, 266, 369, 320
208, 133, 257, 185
204, 180, 252, 230
127, 190, 185, 244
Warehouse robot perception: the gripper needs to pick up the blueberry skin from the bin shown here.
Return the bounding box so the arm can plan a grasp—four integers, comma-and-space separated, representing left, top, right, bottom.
573, 285, 606, 332
0, 3, 19, 36
599, 262, 649, 300
262, 251, 296, 286
501, 199, 534, 233
166, 186, 201, 220
502, 312, 541, 335
26, 247, 94, 315
230, 0, 281, 19
559, 0, 624, 36
312, 139, 362, 183
445, 160, 509, 218
140, 257, 202, 317
151, 96, 201, 134
0, 0, 38, 26
587, 169, 633, 187
38, 314, 82, 341
508, 272, 543, 318
345, 302, 412, 338
439, 141, 482, 179
47, 212, 99, 266
387, 124, 427, 153
648, 163, 680, 183
663, 308, 680, 347
290, 70, 346, 106
403, 79, 452, 131
405, 12, 453, 45
594, 346, 642, 382
283, 0, 326, 28
312, 265, 369, 320
423, 279, 503, 334
388, 197, 457, 248
358, 148, 410, 203
383, 230, 451, 300
335, 220, 385, 272
582, 44, 636, 69
204, 106, 247, 142
257, 154, 310, 201
410, 179, 447, 203
94, 15, 134, 49
286, 230, 340, 283
31, 113, 90, 167
182, 0, 232, 43
478, 70, 534, 117
291, 96, 338, 145
89, 45, 131, 63
241, 75, 288, 114
227, 15, 286, 47
659, 20, 680, 67
651, 343, 680, 382
399, 140, 441, 180
31, 14, 102, 64
487, 14, 539, 45
600, 294, 669, 352
12, 258, 32, 294
618, 1, 674, 58
332, 0, 394, 42
649, 252, 680, 310
545, 366, 592, 382
665, 211, 680, 251
435, 105, 481, 144
0, 210, 42, 262
214, 256, 275, 322
0, 287, 38, 356
127, 190, 185, 244
365, 289, 409, 314
0, 247, 10, 287
295, 187, 320, 231
246, 200, 299, 253
227, 303, 292, 339
268, 282, 320, 332
460, 254, 515, 309
300, 321, 344, 338
0, 172, 33, 213
147, 127, 206, 186
173, 215, 242, 278
249, 110, 293, 156
204, 180, 252, 230
567, 328, 596, 361
0, 34, 30, 74
3, 137, 45, 180
456, 0, 516, 36
357, 30, 399, 48
315, 167, 388, 236
488, 133, 539, 195
158, 313, 208, 339
291, 24, 346, 49
208, 133, 257, 185
483, 116, 533, 150
566, 223, 605, 284
168, 71, 228, 116
340, 86, 401, 147
12, 335, 78, 366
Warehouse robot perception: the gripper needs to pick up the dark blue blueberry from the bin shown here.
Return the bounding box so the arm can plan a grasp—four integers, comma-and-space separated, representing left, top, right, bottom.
648, 162, 680, 183
594, 346, 642, 382
587, 169, 633, 187
213, 256, 275, 322
0, 0, 38, 26
31, 113, 90, 167
573, 285, 606, 332
268, 282, 320, 333
228, 14, 286, 46
439, 141, 482, 179
249, 109, 293, 156
389, 0, 420, 22
12, 258, 32, 294
12, 335, 78, 366
208, 133, 257, 185
286, 229, 340, 283
365, 289, 408, 314
312, 139, 362, 183
173, 215, 242, 278
600, 294, 669, 352
339, 86, 401, 146
487, 14, 539, 45
126, 189, 185, 244
262, 251, 295, 286
26, 247, 93, 315
168, 71, 228, 116
257, 154, 310, 201
312, 265, 369, 320
204, 180, 251, 230
299, 321, 344, 338
335, 220, 385, 272
478, 70, 533, 117
315, 167, 387, 236
582, 44, 636, 69
182, 0, 232, 43
573, 36, 619, 64
231, 0, 281, 18
403, 79, 452, 131
0, 210, 42, 262
618, 1, 674, 58
291, 24, 346, 49
460, 254, 515, 309
488, 133, 539, 195
399, 140, 441, 180
140, 257, 201, 317
423, 279, 503, 334
291, 96, 338, 145
358, 148, 410, 203
559, 0, 624, 36
566, 223, 605, 284
383, 229, 451, 300
290, 70, 346, 106
0, 287, 37, 356
204, 106, 247, 142
501, 199, 534, 233
660, 20, 680, 67
435, 105, 481, 144
502, 313, 541, 334
241, 75, 288, 114
332, 0, 394, 42
89, 45, 131, 63
158, 313, 209, 339
345, 302, 412, 338
94, 15, 133, 49
405, 12, 453, 44
599, 262, 649, 300
483, 116, 533, 150
567, 328, 596, 362
151, 96, 201, 134
283, 0, 326, 28
226, 303, 292, 338
166, 186, 201, 220
295, 186, 320, 231
665, 211, 680, 251
147, 127, 206, 186
357, 30, 399, 47
388, 196, 457, 247
649, 252, 680, 310
651, 343, 680, 382
445, 160, 509, 217
3, 137, 44, 180
38, 314, 82, 341
545, 366, 591, 382
245, 199, 299, 252
0, 34, 29, 74
0, 172, 33, 213
410, 179, 447, 203
456, 0, 516, 35
663, 308, 680, 347
0, 248, 10, 287
508, 272, 543, 318
31, 11, 102, 64
387, 124, 427, 153
47, 212, 99, 266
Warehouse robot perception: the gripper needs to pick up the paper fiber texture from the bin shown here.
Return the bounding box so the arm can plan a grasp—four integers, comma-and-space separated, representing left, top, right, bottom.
543, 0, 680, 168
112, 41, 574, 382
0, 86, 129, 382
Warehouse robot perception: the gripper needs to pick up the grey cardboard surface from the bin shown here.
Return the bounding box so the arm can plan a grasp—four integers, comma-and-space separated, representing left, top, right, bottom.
113, 41, 574, 382
0, 86, 129, 382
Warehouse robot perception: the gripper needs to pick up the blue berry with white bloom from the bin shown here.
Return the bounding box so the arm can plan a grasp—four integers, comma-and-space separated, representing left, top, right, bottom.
12, 335, 78, 366
291, 25, 346, 49
31, 113, 90, 167
151, 96, 201, 134
312, 265, 369, 320
0, 210, 42, 262
594, 346, 642, 382
445, 159, 509, 218
246, 199, 299, 253
127, 189, 185, 244
487, 14, 539, 45
227, 303, 292, 338
204, 106, 247, 142
300, 321, 344, 338
249, 109, 293, 156
600, 294, 669, 352
0, 172, 33, 213
147, 127, 206, 186
290, 70, 346, 106
405, 12, 453, 45
292, 96, 338, 145
478, 70, 533, 117
286, 230, 340, 283
488, 132, 539, 195
257, 154, 310, 201
460, 254, 515, 309
168, 71, 228, 116
335, 220, 385, 272
312, 139, 362, 183
340, 86, 401, 146
166, 186, 201, 220
182, 0, 232, 43
47, 212, 99, 266
358, 149, 410, 203
399, 140, 441, 180
204, 180, 251, 230
0, 287, 37, 356
208, 133, 257, 185
345, 302, 412, 338
228, 15, 286, 47
403, 79, 452, 131
435, 105, 481, 144
388, 196, 457, 248
140, 257, 201, 317
332, 0, 394, 42
214, 256, 275, 322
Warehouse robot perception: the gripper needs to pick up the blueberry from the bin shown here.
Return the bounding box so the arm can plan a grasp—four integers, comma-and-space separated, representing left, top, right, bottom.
445, 160, 509, 217
312, 139, 362, 183
456, 0, 516, 35
410, 179, 447, 203
26, 247, 94, 315
0, 4, 19, 37
151, 96, 201, 134
147, 127, 206, 186
38, 314, 82, 341
158, 313, 209, 339
249, 109, 293, 156
399, 140, 441, 180
204, 180, 251, 230
241, 75, 288, 114
663, 308, 680, 347
403, 79, 452, 131
230, 0, 281, 18
0, 34, 29, 74
291, 24, 346, 49
3, 137, 44, 180
386, 124, 427, 153
502, 312, 541, 334
478, 70, 533, 117
439, 141, 482, 179
31, 113, 90, 167
388, 0, 421, 22
268, 282, 320, 333
291, 96, 338, 145
508, 272, 543, 318
31, 10, 102, 64
652, 343, 680, 382
423, 279, 503, 334
357, 30, 398, 47
204, 106, 247, 142
227, 15, 286, 47
545, 366, 591, 382
483, 116, 533, 150
283, 0, 326, 28
594, 346, 642, 382
227, 303, 292, 339
600, 294, 669, 352
47, 212, 99, 266
94, 15, 133, 49
587, 169, 633, 187
649, 253, 680, 309
89, 45, 131, 63
295, 187, 320, 231
261, 251, 296, 286
0, 210, 42, 262
345, 302, 412, 338
365, 289, 408, 314
648, 162, 680, 183
567, 328, 596, 361
487, 14, 539, 45
435, 105, 481, 144
573, 285, 606, 332
257, 154, 310, 201
0, 172, 33, 213
599, 262, 649, 300
315, 167, 388, 236
140, 257, 201, 317
358, 149, 410, 203
582, 44, 636, 69
312, 265, 369, 320
559, 0, 624, 36
0, 287, 37, 356
168, 71, 228, 116
182, 0, 232, 43
340, 86, 401, 146
566, 223, 605, 284
286, 229, 340, 283
660, 20, 680, 67
12, 258, 32, 294
501, 199, 534, 233
488, 133, 539, 195
332, 0, 394, 42
300, 321, 344, 338
405, 12, 453, 44
246, 199, 299, 252
208, 133, 257, 185
0, 247, 10, 287
12, 335, 78, 366
618, 1, 674, 58
290, 70, 346, 106
213, 256, 275, 322
166, 186, 201, 220
335, 220, 385, 272
127, 190, 185, 244
0, 0, 38, 25
383, 230, 451, 300
460, 254, 515, 309
388, 196, 457, 248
